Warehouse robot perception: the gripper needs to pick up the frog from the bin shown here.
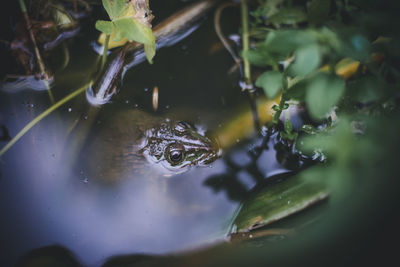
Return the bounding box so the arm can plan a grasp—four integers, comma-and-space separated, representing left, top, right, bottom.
81, 109, 220, 183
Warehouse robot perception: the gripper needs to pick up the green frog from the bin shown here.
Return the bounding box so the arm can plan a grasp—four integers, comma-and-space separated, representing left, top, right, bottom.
83, 109, 220, 183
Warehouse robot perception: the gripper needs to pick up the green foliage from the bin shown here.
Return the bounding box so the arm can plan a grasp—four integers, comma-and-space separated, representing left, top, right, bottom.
305, 73, 345, 119
255, 71, 283, 98
280, 119, 298, 141
96, 0, 156, 63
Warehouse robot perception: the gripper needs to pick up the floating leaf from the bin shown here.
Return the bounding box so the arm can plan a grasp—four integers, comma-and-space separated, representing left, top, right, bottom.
306, 74, 345, 119
255, 71, 283, 98
232, 173, 329, 233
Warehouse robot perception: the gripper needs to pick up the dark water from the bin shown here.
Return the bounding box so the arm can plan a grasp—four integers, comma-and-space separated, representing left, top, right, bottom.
0, 2, 292, 266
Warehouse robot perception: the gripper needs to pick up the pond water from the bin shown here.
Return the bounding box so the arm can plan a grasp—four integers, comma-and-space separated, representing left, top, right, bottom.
0, 1, 291, 266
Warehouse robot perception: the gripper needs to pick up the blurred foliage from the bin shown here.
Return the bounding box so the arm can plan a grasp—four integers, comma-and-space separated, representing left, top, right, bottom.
244, 0, 400, 201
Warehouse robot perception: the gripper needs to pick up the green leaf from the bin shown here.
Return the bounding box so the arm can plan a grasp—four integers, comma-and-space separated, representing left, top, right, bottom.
306, 74, 346, 120
289, 44, 321, 76
144, 43, 156, 64
232, 173, 328, 232
255, 71, 283, 98
102, 0, 127, 20
242, 48, 273, 67
264, 30, 316, 58
113, 17, 154, 45
284, 119, 294, 133
95, 20, 114, 35
266, 8, 308, 25
308, 0, 331, 25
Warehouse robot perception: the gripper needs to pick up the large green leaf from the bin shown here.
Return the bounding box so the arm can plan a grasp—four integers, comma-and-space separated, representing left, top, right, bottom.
95, 20, 114, 35
102, 0, 127, 20
306, 74, 345, 119
232, 173, 329, 232
289, 44, 321, 76
255, 71, 283, 98
113, 17, 154, 45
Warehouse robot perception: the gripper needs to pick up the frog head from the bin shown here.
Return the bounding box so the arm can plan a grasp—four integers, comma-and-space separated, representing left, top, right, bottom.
138, 121, 220, 174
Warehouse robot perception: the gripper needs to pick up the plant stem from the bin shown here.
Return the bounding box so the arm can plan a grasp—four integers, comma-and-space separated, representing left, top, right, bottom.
0, 83, 90, 157
240, 0, 251, 86
18, 0, 54, 103
273, 74, 288, 124
101, 34, 110, 71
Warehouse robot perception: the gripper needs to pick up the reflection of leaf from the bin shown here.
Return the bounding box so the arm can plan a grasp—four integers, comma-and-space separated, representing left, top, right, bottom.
255, 71, 283, 98
232, 174, 328, 233
306, 74, 345, 119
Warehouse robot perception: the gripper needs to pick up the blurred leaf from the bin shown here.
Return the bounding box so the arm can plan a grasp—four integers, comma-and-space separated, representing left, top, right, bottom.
242, 48, 272, 67
308, 0, 331, 25
286, 79, 307, 101
306, 74, 345, 119
267, 8, 308, 25
255, 71, 283, 98
347, 76, 382, 104
95, 20, 113, 35
289, 44, 321, 76
264, 30, 316, 58
232, 174, 329, 232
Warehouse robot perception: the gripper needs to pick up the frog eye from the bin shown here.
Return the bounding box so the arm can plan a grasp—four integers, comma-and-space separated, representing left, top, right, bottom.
166, 143, 185, 164
175, 121, 192, 133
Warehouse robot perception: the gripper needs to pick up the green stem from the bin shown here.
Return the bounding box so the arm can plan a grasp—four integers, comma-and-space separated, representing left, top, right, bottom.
0, 83, 90, 157
101, 34, 110, 71
18, 0, 27, 12
273, 74, 289, 124
240, 0, 251, 86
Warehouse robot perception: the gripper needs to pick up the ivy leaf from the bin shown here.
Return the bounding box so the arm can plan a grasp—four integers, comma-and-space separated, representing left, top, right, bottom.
95, 20, 114, 35
306, 74, 345, 120
255, 71, 283, 98
289, 44, 321, 76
